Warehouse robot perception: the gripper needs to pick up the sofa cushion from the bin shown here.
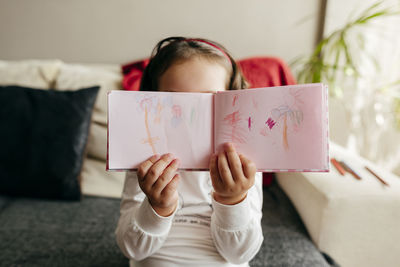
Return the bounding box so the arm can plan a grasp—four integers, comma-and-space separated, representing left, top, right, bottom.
53, 63, 126, 199
55, 63, 122, 126
54, 63, 122, 161
0, 85, 99, 200
0, 60, 61, 89
249, 181, 332, 267
276, 142, 400, 267
81, 156, 125, 199
0, 195, 128, 266
0, 183, 330, 266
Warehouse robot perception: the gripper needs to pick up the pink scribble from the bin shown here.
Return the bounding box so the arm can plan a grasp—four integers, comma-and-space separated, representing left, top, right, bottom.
266, 118, 276, 129
224, 111, 241, 126
222, 110, 246, 143
232, 95, 238, 106
171, 104, 182, 128
248, 116, 252, 131
260, 127, 268, 136
289, 88, 305, 105
172, 105, 182, 117
252, 97, 258, 110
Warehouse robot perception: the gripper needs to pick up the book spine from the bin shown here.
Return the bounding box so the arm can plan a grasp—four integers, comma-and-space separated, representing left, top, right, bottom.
106, 91, 111, 171
212, 93, 215, 154
324, 84, 330, 172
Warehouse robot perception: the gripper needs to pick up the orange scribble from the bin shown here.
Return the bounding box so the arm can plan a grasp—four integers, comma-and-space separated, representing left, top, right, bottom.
252, 97, 258, 110
154, 101, 163, 124
172, 104, 182, 117
142, 106, 159, 154
140, 98, 153, 110
283, 114, 289, 150
232, 95, 238, 106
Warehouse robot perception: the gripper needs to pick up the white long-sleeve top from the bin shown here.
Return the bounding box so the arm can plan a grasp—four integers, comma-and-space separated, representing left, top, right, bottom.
115, 171, 263, 267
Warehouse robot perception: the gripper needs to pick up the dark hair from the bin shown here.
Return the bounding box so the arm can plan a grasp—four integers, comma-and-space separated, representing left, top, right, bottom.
140, 37, 248, 91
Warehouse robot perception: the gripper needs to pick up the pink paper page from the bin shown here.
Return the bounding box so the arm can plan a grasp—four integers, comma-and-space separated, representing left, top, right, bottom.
108, 91, 213, 170
214, 83, 329, 172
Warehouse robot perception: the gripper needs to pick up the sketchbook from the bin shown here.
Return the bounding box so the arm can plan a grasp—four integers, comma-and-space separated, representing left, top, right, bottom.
107, 83, 329, 172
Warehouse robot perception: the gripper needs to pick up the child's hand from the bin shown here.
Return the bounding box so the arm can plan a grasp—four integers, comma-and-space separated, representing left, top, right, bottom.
137, 153, 180, 217
209, 143, 256, 205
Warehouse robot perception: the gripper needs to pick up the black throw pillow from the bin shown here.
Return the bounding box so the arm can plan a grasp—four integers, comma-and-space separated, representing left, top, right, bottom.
0, 85, 99, 200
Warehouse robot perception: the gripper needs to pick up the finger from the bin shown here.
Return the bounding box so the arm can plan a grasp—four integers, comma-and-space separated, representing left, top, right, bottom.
162, 173, 180, 198
209, 154, 222, 190
217, 151, 234, 186
143, 153, 174, 191
152, 158, 180, 195
224, 143, 245, 181
239, 154, 256, 180
137, 154, 160, 180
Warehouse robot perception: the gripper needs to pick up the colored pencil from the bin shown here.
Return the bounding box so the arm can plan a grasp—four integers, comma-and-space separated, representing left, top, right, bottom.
339, 161, 362, 180
365, 166, 389, 186
331, 158, 346, 175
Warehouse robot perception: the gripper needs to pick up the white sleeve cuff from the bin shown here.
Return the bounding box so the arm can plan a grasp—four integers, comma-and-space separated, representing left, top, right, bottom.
211, 194, 251, 231
135, 197, 177, 236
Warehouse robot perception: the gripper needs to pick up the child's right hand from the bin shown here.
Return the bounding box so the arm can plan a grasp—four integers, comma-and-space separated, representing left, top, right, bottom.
137, 154, 181, 217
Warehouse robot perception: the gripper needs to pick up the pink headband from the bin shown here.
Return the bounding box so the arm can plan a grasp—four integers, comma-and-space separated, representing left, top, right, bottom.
185, 38, 232, 64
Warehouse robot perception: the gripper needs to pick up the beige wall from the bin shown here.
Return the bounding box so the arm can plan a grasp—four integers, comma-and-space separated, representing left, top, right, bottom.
0, 0, 320, 64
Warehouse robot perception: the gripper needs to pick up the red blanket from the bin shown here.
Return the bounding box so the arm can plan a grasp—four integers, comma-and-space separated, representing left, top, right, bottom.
121, 57, 296, 186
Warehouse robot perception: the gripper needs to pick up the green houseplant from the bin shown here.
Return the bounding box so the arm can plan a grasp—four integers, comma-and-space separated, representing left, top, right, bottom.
293, 1, 400, 128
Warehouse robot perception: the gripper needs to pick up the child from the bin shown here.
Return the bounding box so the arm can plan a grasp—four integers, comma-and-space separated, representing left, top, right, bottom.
115, 37, 263, 267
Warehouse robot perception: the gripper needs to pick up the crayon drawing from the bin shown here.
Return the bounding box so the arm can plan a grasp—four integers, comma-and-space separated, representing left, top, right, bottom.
248, 116, 253, 131
154, 101, 163, 124
135, 96, 163, 154
134, 93, 211, 156
190, 107, 196, 125
141, 105, 159, 154
232, 94, 239, 106
252, 96, 259, 110
221, 110, 247, 143
260, 90, 304, 150
283, 114, 289, 150
171, 104, 183, 128
108, 84, 329, 171
266, 118, 276, 129
259, 127, 268, 137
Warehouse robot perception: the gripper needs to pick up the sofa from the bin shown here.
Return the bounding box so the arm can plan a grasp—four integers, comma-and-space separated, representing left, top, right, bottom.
0, 59, 335, 266
277, 142, 400, 267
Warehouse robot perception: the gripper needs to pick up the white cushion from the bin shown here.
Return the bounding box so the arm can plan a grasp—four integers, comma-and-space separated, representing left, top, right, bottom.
54, 63, 124, 198
81, 157, 125, 199
276, 142, 400, 267
54, 63, 122, 160
0, 59, 61, 89
86, 122, 108, 161
54, 63, 122, 125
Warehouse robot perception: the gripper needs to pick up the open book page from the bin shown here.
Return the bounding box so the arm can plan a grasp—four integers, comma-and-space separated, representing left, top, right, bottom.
108, 91, 213, 170
214, 84, 329, 172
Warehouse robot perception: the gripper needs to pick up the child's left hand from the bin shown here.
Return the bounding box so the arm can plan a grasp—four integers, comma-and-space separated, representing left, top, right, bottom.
209, 142, 256, 205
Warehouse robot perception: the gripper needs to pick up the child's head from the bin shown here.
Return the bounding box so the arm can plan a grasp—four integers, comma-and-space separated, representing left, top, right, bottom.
140, 37, 248, 93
